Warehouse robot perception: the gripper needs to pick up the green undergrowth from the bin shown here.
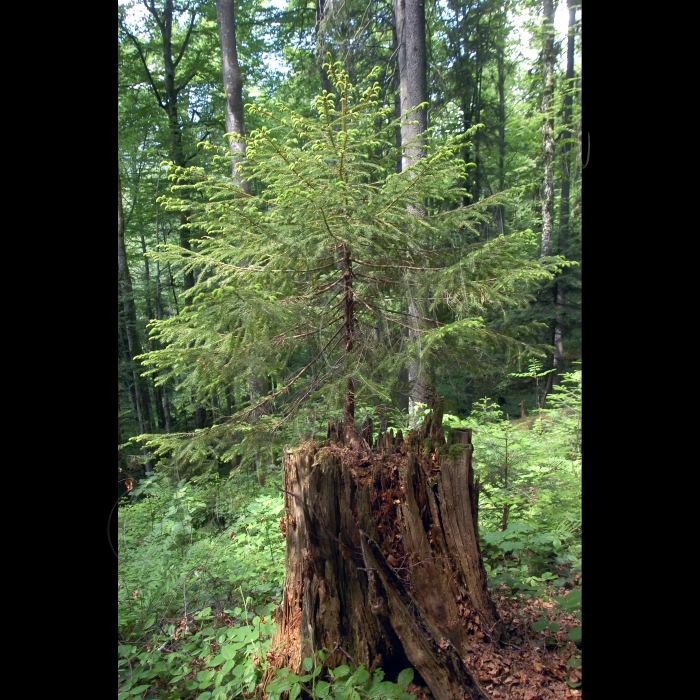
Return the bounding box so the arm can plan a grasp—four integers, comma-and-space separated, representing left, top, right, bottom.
441, 366, 582, 597
118, 367, 581, 698
118, 473, 286, 699
267, 650, 416, 700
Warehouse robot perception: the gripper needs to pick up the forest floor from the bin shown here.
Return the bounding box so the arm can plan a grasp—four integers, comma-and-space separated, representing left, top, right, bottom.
407, 586, 582, 699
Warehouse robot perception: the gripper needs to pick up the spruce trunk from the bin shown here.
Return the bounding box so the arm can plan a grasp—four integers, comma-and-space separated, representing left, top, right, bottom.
266, 400, 504, 699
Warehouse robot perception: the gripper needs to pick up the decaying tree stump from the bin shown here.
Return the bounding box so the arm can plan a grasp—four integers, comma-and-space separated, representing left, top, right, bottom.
264, 399, 505, 699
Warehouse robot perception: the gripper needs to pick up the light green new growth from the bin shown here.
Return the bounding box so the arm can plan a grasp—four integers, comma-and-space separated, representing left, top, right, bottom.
136, 62, 567, 468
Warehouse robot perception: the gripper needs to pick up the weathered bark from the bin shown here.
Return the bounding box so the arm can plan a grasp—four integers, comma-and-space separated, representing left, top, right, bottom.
266, 399, 504, 698
341, 243, 361, 447
216, 0, 250, 193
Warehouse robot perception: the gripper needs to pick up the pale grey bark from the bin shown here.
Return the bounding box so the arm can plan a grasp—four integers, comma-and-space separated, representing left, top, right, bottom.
216, 0, 250, 193
540, 0, 556, 258
393, 0, 428, 171
393, 0, 431, 421
553, 0, 578, 381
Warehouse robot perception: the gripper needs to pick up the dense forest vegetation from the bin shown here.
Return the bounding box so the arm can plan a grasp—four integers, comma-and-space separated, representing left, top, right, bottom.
118, 1, 582, 698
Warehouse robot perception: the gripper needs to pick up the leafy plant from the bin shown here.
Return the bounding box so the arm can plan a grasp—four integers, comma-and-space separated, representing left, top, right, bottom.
267, 649, 416, 700
118, 472, 286, 698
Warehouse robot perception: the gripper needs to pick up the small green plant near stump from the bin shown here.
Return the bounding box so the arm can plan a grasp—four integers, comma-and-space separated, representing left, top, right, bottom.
266, 649, 416, 700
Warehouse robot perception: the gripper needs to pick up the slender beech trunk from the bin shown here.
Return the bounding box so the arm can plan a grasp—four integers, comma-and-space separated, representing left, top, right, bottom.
540, 0, 556, 258
315, 0, 334, 96
119, 310, 140, 427
124, 0, 198, 293
392, 0, 432, 419
553, 0, 577, 382
497, 44, 506, 234
393, 0, 427, 172
216, 0, 269, 420
537, 0, 556, 405
139, 231, 167, 429
160, 0, 195, 292
118, 167, 153, 440
216, 0, 250, 193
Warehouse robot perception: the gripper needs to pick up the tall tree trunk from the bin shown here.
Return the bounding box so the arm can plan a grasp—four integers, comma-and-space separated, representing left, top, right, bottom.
139, 231, 167, 429
497, 44, 506, 234
540, 0, 556, 258
553, 0, 577, 382
159, 0, 196, 293
266, 401, 504, 698
315, 0, 335, 96
216, 0, 250, 193
393, 0, 433, 419
122, 0, 198, 294
537, 0, 557, 404
216, 0, 269, 421
393, 0, 427, 172
118, 166, 153, 440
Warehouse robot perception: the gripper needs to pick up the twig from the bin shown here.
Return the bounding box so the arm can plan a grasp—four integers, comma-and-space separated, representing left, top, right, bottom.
330, 641, 356, 666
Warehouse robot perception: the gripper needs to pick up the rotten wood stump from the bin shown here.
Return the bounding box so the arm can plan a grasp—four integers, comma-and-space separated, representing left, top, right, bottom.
265, 400, 505, 699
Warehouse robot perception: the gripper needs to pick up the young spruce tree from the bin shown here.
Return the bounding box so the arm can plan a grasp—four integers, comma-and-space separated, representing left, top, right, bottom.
138, 62, 564, 470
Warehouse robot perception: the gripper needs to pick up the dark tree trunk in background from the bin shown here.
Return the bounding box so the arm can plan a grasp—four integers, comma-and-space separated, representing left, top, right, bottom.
118, 166, 153, 439
266, 400, 504, 699
139, 231, 167, 429
341, 244, 358, 446
497, 44, 506, 233
540, 0, 556, 258
158, 0, 196, 292
553, 0, 578, 383
216, 0, 270, 421
315, 0, 335, 96
123, 0, 198, 293
216, 0, 250, 193
538, 0, 556, 403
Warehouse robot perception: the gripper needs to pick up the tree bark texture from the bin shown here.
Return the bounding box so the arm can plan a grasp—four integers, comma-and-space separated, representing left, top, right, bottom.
539, 0, 556, 258
216, 0, 250, 193
266, 400, 504, 699
392, 0, 428, 172
553, 0, 578, 381
393, 0, 432, 417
